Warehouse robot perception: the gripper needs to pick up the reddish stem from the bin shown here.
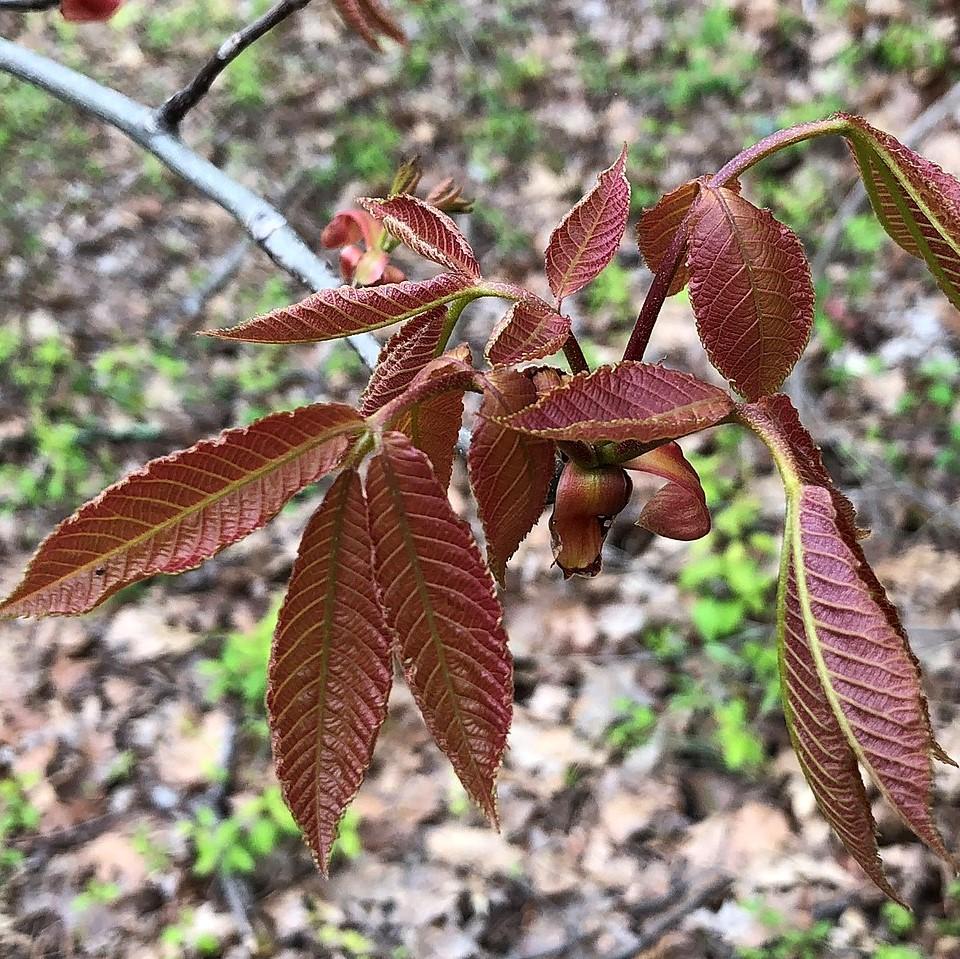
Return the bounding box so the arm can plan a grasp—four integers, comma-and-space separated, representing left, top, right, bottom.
622, 216, 691, 362
562, 335, 589, 374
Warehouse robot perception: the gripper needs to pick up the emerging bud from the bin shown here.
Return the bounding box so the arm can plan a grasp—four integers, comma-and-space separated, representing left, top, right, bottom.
549, 462, 632, 578
425, 177, 474, 213
61, 0, 123, 21
390, 156, 423, 198
527, 366, 565, 397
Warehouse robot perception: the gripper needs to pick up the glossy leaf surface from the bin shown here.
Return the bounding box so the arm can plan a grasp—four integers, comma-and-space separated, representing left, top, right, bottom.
741, 394, 955, 900
366, 432, 512, 820
468, 369, 555, 585
624, 442, 710, 541
0, 404, 364, 618
686, 187, 814, 399
842, 113, 960, 310
501, 361, 734, 444
360, 195, 481, 279
485, 299, 572, 366
545, 147, 630, 300
207, 273, 473, 344
268, 471, 393, 875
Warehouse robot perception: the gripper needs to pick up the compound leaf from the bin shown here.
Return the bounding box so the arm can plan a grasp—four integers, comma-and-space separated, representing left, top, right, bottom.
686, 186, 814, 400
469, 369, 555, 585
545, 147, 630, 300
359, 307, 448, 415
501, 361, 734, 444
268, 470, 393, 875
1, 404, 364, 618
740, 394, 955, 901
366, 432, 512, 820
485, 299, 572, 366
206, 273, 474, 344
360, 195, 481, 279
842, 113, 960, 311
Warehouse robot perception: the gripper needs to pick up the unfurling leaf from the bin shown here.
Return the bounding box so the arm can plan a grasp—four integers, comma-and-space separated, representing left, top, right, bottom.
321, 210, 383, 251
545, 146, 630, 301
841, 113, 960, 310
359, 195, 481, 279
0, 405, 365, 618
373, 347, 476, 490
206, 273, 474, 344
686, 186, 814, 400
268, 470, 393, 875
485, 299, 572, 366
550, 462, 632, 578
359, 308, 448, 415
623, 442, 710, 541
740, 394, 956, 901
468, 369, 555, 585
636, 180, 700, 296
332, 0, 405, 49
501, 361, 734, 444
61, 0, 124, 21
366, 432, 513, 820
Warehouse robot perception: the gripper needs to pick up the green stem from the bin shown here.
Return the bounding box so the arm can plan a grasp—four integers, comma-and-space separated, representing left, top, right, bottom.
434, 294, 475, 356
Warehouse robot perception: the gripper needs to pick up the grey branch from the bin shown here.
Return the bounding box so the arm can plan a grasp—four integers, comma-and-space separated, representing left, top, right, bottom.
157, 0, 313, 130
0, 0, 58, 10
0, 37, 382, 369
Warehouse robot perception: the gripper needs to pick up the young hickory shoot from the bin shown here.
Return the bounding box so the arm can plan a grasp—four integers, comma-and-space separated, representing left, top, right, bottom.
4, 115, 960, 901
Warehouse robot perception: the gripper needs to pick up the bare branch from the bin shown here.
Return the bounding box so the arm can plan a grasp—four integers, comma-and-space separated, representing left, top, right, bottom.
0, 0, 58, 10
0, 37, 381, 369
156, 0, 313, 131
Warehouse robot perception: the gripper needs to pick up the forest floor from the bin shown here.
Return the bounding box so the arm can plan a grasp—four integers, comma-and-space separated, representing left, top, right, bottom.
2, 1, 960, 957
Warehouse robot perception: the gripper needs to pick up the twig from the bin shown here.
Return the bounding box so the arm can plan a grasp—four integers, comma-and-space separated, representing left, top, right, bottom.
0, 0, 58, 10
157, 0, 313, 131
604, 873, 733, 959
0, 38, 381, 369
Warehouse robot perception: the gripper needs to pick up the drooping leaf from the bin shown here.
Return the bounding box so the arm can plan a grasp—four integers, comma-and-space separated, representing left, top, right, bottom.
485, 299, 572, 366
740, 394, 956, 900
686, 186, 814, 400
636, 180, 700, 296
623, 442, 710, 541
206, 273, 474, 344
359, 195, 481, 279
332, 0, 405, 49
501, 361, 734, 444
268, 470, 393, 875
359, 307, 448, 415
366, 432, 513, 820
841, 113, 960, 310
0, 405, 365, 618
468, 369, 555, 585
544, 146, 631, 301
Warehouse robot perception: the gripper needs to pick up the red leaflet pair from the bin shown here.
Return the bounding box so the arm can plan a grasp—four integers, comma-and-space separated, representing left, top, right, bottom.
4, 113, 960, 900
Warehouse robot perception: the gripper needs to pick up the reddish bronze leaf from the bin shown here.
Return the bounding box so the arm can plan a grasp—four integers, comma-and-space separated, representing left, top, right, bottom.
268, 470, 393, 875
636, 180, 700, 296
366, 432, 513, 820
842, 114, 960, 310
485, 299, 572, 366
206, 273, 474, 344
623, 442, 710, 541
360, 195, 481, 279
545, 147, 630, 301
468, 369, 555, 585
332, 0, 405, 49
1, 404, 364, 618
740, 394, 956, 900
501, 361, 734, 444
359, 307, 448, 415
61, 0, 123, 22
686, 187, 814, 400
